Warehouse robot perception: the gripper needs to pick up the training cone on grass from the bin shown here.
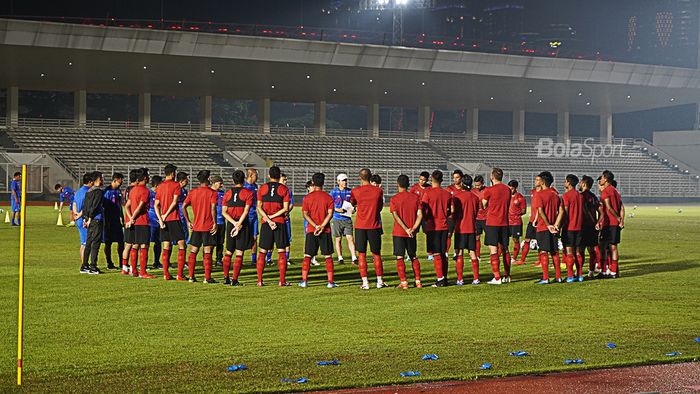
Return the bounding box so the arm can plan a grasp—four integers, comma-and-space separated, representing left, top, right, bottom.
4, 211, 9, 223
56, 212, 64, 226
54, 201, 58, 210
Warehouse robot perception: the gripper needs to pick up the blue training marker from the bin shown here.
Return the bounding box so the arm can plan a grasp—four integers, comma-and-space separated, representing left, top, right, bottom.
606, 343, 617, 349
665, 352, 682, 357
509, 351, 529, 357
695, 338, 700, 343
565, 359, 584, 365
421, 354, 439, 361
316, 360, 340, 366
400, 371, 421, 377
226, 364, 247, 372
280, 377, 308, 383
480, 363, 492, 370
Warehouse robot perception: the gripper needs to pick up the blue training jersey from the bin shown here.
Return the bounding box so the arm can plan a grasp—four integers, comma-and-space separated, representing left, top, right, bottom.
215, 188, 225, 225
330, 187, 352, 221
148, 189, 159, 227
10, 179, 21, 202
177, 187, 188, 222
102, 185, 123, 222
74, 185, 89, 224
59, 186, 75, 203
244, 182, 258, 217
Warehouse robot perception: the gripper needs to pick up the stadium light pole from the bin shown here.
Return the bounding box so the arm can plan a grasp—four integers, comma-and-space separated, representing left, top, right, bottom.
363, 0, 435, 46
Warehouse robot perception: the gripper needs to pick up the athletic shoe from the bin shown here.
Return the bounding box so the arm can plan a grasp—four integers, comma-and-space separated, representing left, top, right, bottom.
535, 279, 549, 285
131, 270, 139, 278
287, 259, 293, 266
608, 273, 618, 279
215, 260, 223, 267
471, 279, 481, 285
555, 278, 564, 283
311, 257, 320, 266
577, 276, 584, 282
67, 221, 76, 227
139, 273, 156, 279
396, 282, 409, 289
79, 266, 90, 274
152, 263, 163, 270
176, 275, 188, 281
359, 284, 370, 290
377, 281, 389, 289
431, 279, 447, 287
487, 278, 502, 285
106, 263, 118, 270
586, 271, 595, 278
188, 276, 197, 283
298, 281, 308, 288
502, 277, 511, 283
427, 255, 434, 261
223, 277, 231, 285
337, 257, 344, 264
88, 267, 102, 275
453, 253, 458, 261
163, 274, 172, 281
278, 281, 291, 287
326, 282, 338, 288
455, 280, 464, 286
265, 260, 274, 266
256, 281, 265, 287
203, 278, 218, 284
566, 277, 575, 283
121, 268, 129, 275
351, 257, 358, 265
230, 279, 244, 287
513, 260, 525, 265
415, 281, 423, 289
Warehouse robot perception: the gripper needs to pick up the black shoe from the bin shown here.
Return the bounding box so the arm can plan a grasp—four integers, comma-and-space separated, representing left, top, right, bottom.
106, 263, 118, 270
88, 267, 102, 275
188, 276, 197, 283
152, 263, 163, 270
223, 277, 232, 285
203, 278, 218, 284
230, 279, 244, 287
431, 279, 447, 287
216, 260, 223, 267
79, 266, 90, 274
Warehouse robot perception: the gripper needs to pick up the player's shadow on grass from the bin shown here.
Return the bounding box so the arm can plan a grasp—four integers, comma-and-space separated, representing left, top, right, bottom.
617, 258, 698, 278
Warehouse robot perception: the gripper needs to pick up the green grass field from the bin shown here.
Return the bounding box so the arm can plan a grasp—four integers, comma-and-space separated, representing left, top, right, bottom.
1, 205, 699, 392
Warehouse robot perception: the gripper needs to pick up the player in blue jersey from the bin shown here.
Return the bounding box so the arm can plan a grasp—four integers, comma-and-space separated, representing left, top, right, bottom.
73, 173, 93, 265
9, 172, 21, 226
102, 173, 125, 270
176, 171, 190, 244
149, 175, 163, 269
280, 173, 294, 265
211, 175, 226, 266
330, 173, 357, 264
244, 168, 259, 265
55, 183, 76, 225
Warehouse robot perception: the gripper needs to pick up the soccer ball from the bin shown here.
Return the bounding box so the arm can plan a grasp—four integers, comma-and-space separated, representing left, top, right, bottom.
0, 208, 4, 214
633, 205, 638, 210
628, 213, 635, 218
529, 240, 538, 250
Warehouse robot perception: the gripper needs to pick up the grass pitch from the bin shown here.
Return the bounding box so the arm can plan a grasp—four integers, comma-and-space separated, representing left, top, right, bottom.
1, 205, 699, 392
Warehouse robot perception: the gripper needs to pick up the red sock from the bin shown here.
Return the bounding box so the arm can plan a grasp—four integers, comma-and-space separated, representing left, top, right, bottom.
513, 242, 521, 260
565, 254, 575, 278
594, 246, 601, 269
203, 253, 212, 280
177, 249, 186, 277
233, 255, 243, 280
278, 251, 287, 284
162, 248, 171, 278
139, 248, 148, 276
540, 253, 549, 280
396, 257, 407, 282
489, 253, 500, 280
129, 248, 138, 275
520, 242, 530, 262
372, 253, 383, 277
121, 257, 128, 268
302, 256, 311, 282
497, 244, 502, 257
503, 252, 511, 277
476, 239, 481, 257
576, 254, 583, 277
256, 252, 266, 283
187, 252, 197, 278
455, 255, 464, 281
358, 252, 368, 278
325, 257, 334, 283
471, 258, 479, 281
411, 258, 421, 281
611, 259, 618, 274
607, 254, 612, 272
223, 255, 232, 278
446, 237, 452, 254
553, 252, 562, 280
433, 254, 444, 279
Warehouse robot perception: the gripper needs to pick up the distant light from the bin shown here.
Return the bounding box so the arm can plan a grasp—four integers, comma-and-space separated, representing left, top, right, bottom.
421, 82, 426, 86
670, 97, 675, 102
490, 96, 494, 100
538, 99, 543, 103
271, 85, 275, 89
210, 69, 215, 74
586, 101, 591, 106
143, 65, 148, 70
528, 89, 533, 93
40, 73, 45, 77
626, 95, 631, 100
578, 91, 583, 96
178, 80, 182, 84
396, 0, 408, 5
112, 76, 117, 81
68, 62, 73, 66
333, 88, 337, 92
306, 75, 311, 79
369, 79, 373, 83
695, 175, 700, 180
384, 91, 388, 95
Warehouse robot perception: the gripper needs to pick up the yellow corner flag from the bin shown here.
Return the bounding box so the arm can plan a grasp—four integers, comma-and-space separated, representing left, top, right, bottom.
17, 164, 27, 385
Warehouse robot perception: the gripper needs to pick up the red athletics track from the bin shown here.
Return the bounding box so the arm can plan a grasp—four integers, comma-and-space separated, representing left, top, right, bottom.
316, 362, 700, 394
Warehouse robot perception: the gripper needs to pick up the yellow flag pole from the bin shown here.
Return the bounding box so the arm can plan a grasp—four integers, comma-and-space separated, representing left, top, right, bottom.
17, 164, 27, 385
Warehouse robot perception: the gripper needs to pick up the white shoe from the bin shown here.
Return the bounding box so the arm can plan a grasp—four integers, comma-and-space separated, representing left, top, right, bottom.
487, 278, 502, 285
311, 257, 320, 266
327, 282, 338, 288
502, 277, 511, 283
337, 258, 345, 264
471, 279, 481, 285
455, 280, 464, 286
359, 284, 370, 290
376, 281, 389, 289
510, 259, 516, 265
298, 281, 307, 288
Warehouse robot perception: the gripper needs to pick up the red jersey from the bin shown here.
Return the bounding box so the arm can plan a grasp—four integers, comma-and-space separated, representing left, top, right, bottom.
528, 187, 538, 223
561, 188, 583, 231
128, 184, 150, 226
389, 191, 421, 237
483, 183, 511, 227
257, 182, 290, 224
184, 185, 218, 232
350, 184, 383, 230
473, 187, 488, 221
580, 190, 599, 227
452, 189, 480, 234
154, 179, 181, 222
600, 185, 622, 227
508, 191, 526, 226
421, 186, 452, 231
223, 186, 254, 221
302, 190, 334, 234
409, 183, 430, 201
446, 184, 459, 195
533, 187, 560, 232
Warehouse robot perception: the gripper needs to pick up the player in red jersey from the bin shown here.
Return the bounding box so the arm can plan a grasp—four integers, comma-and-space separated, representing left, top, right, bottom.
578, 175, 602, 277
300, 172, 337, 288
410, 171, 434, 260
350, 168, 386, 290
452, 174, 481, 285
445, 170, 463, 260
481, 168, 512, 284
256, 166, 291, 286
517, 182, 541, 265
221, 170, 254, 286
390, 174, 424, 289
555, 174, 585, 282
421, 170, 453, 287
597, 171, 624, 278
182, 170, 219, 283
533, 171, 563, 284
507, 180, 527, 264
154, 164, 188, 280
124, 168, 155, 279
472, 175, 488, 259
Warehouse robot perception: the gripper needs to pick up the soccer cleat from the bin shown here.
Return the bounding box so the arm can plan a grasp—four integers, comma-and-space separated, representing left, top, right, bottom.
351, 257, 358, 265
326, 282, 338, 288
106, 263, 118, 270
377, 281, 389, 289
131, 270, 139, 278
359, 283, 370, 290
502, 277, 511, 283
396, 282, 409, 289
203, 278, 218, 284
311, 257, 320, 266
455, 280, 464, 286
278, 281, 291, 287
139, 273, 156, 279
176, 275, 188, 281
427, 255, 434, 261
256, 281, 265, 287
215, 260, 223, 267
586, 270, 595, 278
337, 257, 344, 264
536, 279, 549, 285
188, 276, 197, 283
577, 276, 584, 282
230, 279, 244, 287
566, 277, 575, 283
608, 273, 618, 279
287, 259, 293, 266
79, 266, 90, 274
223, 277, 231, 285
487, 278, 502, 285
163, 274, 172, 281
415, 281, 423, 289
555, 278, 564, 283
120, 269, 130, 276
431, 279, 447, 287
471, 279, 481, 285
152, 263, 163, 270
298, 281, 308, 288
88, 267, 102, 275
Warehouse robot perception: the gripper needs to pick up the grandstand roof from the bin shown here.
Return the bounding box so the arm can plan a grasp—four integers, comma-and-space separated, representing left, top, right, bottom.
1, 18, 699, 114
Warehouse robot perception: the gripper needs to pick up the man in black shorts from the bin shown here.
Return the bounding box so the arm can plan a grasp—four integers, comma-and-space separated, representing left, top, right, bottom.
579, 175, 602, 277
481, 168, 512, 284
221, 170, 255, 286
121, 169, 138, 275
300, 172, 337, 288
390, 174, 424, 289
182, 170, 219, 284
255, 166, 291, 286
